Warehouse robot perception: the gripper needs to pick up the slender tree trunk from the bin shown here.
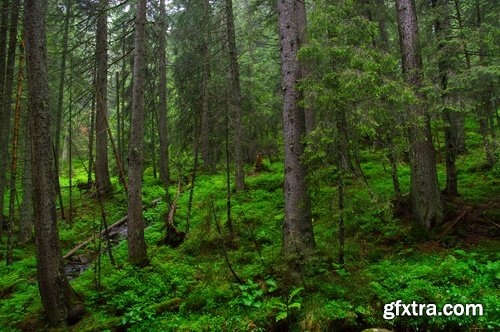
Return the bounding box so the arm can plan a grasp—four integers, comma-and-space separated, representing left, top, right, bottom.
475, 0, 497, 166
6, 37, 24, 264
185, 141, 199, 234
0, 0, 12, 237
158, 0, 170, 186
95, 0, 112, 195
432, 0, 459, 196
278, 0, 315, 278
68, 57, 73, 224
453, 0, 471, 69
116, 71, 121, 172
127, 0, 148, 266
387, 135, 402, 201
337, 169, 345, 265
225, 0, 246, 191
200, 0, 212, 171
19, 112, 33, 245
296, 0, 314, 134
336, 110, 356, 174
25, 0, 77, 325
120, 26, 127, 166
150, 109, 157, 179
2, 0, 20, 238
50, 0, 71, 220
54, 0, 71, 171
225, 98, 233, 236
395, 0, 442, 229
88, 95, 95, 184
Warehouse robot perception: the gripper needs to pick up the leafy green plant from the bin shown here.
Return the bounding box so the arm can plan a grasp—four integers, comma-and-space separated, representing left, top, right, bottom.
274, 287, 303, 322
231, 279, 264, 308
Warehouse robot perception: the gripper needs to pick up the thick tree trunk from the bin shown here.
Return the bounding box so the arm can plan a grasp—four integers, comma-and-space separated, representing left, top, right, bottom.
395, 0, 442, 229
278, 0, 315, 276
158, 0, 170, 187
225, 0, 246, 191
24, 0, 76, 325
0, 0, 11, 237
127, 0, 148, 266
95, 0, 112, 195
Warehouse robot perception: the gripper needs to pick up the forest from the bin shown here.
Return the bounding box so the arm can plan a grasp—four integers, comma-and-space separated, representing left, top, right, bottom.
0, 0, 498, 330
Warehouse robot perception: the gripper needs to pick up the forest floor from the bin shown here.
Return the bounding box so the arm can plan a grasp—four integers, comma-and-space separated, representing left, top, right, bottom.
0, 135, 499, 331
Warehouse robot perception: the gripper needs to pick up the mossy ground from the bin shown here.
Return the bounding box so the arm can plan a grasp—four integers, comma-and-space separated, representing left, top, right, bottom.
0, 134, 498, 331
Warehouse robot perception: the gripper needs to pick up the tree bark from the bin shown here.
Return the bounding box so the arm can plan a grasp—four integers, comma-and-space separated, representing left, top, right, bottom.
127, 0, 148, 266
19, 112, 33, 245
95, 0, 112, 195
2, 0, 20, 238
200, 0, 212, 171
24, 0, 76, 325
296, 0, 314, 134
6, 36, 23, 264
158, 0, 170, 187
278, 0, 315, 277
395, 0, 443, 229
54, 0, 71, 171
225, 0, 246, 191
0, 0, 11, 237
432, 0, 460, 196
87, 94, 95, 184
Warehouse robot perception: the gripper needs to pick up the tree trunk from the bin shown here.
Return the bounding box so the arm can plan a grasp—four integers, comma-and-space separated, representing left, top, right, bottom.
432, 0, 459, 196
24, 0, 76, 325
225, 0, 246, 191
475, 0, 497, 166
3, 0, 20, 239
296, 0, 314, 134
386, 135, 402, 201
116, 71, 121, 174
0, 0, 11, 237
88, 94, 95, 184
19, 112, 33, 245
68, 57, 73, 225
278, 0, 315, 278
395, 0, 442, 229
127, 0, 148, 266
6, 37, 24, 264
95, 0, 112, 196
54, 0, 71, 172
158, 0, 170, 186
200, 0, 212, 171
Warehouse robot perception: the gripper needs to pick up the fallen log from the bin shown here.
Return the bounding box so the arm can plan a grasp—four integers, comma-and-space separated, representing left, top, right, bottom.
63, 198, 162, 260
